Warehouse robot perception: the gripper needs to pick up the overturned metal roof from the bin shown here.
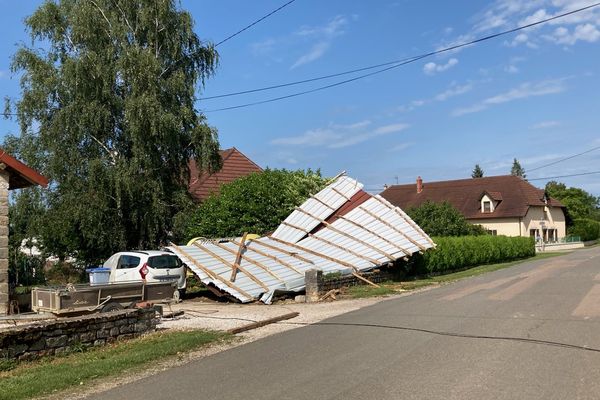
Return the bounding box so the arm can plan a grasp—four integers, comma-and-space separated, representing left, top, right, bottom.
169, 175, 434, 303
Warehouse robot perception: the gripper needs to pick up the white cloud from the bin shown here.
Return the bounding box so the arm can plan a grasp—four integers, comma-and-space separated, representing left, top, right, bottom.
452, 79, 566, 116
271, 121, 409, 149
423, 58, 458, 75
291, 42, 330, 69
290, 15, 349, 69
434, 83, 473, 101
531, 120, 560, 129
548, 23, 600, 45
387, 142, 413, 152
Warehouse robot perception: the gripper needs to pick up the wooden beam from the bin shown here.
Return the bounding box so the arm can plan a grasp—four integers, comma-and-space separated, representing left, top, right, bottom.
267, 236, 356, 270
227, 312, 299, 334
169, 243, 254, 300
251, 239, 315, 265
330, 186, 352, 201
334, 214, 410, 256
372, 195, 436, 247
308, 233, 380, 265
352, 272, 380, 288
213, 240, 285, 283
293, 206, 396, 261
230, 233, 247, 282
231, 239, 304, 275
357, 204, 427, 252
193, 242, 269, 291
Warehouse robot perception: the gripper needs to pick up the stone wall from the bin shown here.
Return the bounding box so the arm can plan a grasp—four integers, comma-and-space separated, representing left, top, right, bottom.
305, 269, 399, 301
0, 308, 157, 361
0, 170, 8, 315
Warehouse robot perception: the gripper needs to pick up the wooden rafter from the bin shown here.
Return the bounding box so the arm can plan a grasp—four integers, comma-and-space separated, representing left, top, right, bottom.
230, 232, 247, 282
308, 233, 380, 265
372, 195, 435, 246
251, 239, 315, 265
334, 214, 410, 256
231, 239, 304, 275
213, 240, 285, 283
267, 236, 356, 270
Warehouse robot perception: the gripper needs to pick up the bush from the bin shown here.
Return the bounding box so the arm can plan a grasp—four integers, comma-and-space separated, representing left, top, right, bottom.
176, 168, 328, 240
404, 235, 535, 275
406, 201, 485, 237
568, 219, 600, 241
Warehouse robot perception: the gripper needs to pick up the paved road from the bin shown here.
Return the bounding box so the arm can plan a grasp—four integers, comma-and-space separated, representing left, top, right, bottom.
91, 247, 600, 400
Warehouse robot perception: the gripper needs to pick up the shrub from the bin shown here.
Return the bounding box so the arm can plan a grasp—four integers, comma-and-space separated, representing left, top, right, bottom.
406, 201, 485, 237
568, 219, 600, 241
405, 235, 535, 275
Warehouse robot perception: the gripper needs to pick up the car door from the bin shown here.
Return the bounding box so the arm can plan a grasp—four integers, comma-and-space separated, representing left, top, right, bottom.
112, 254, 142, 283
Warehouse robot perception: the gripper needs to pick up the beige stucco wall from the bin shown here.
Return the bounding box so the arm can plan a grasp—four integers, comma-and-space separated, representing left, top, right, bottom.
468, 205, 566, 239
468, 217, 523, 236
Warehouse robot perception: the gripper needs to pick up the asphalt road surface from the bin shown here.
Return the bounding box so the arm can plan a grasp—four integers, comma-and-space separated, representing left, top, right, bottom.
90, 247, 600, 400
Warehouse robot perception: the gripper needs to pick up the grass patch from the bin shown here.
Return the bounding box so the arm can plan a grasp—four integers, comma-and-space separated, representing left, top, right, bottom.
346, 252, 568, 299
346, 285, 396, 299
0, 329, 230, 400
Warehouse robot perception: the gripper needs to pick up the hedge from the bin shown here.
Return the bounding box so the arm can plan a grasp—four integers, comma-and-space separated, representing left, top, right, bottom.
408, 235, 535, 275
568, 219, 600, 242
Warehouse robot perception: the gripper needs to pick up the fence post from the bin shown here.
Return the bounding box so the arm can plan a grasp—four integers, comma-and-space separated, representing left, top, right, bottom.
305, 269, 323, 303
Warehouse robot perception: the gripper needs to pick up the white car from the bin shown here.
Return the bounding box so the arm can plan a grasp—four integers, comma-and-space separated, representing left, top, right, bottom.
102, 250, 187, 301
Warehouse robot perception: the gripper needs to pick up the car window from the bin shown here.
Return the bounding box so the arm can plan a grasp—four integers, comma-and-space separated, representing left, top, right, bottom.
148, 255, 181, 269
117, 255, 141, 269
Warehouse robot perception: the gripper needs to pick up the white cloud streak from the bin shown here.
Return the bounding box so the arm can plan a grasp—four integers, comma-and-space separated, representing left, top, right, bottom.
423, 58, 458, 75
452, 79, 567, 116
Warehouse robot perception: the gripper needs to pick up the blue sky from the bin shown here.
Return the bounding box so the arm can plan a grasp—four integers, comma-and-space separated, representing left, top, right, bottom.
1, 1, 599, 195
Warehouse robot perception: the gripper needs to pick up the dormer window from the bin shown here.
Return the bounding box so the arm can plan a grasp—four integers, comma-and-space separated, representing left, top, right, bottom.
483, 200, 491, 213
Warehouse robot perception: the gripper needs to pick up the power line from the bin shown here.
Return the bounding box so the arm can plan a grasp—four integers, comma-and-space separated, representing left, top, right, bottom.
528, 171, 600, 181
159, 0, 297, 78
215, 0, 297, 47
528, 144, 600, 172
202, 2, 600, 112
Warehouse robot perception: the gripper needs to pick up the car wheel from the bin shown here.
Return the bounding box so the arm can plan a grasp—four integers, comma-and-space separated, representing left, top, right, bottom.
101, 302, 124, 313
172, 289, 182, 303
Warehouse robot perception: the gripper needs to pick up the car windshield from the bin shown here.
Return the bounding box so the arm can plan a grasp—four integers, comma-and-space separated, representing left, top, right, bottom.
148, 255, 181, 269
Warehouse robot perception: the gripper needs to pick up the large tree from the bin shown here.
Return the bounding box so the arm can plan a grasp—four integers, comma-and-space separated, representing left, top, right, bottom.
5, 0, 221, 264
545, 181, 600, 222
510, 158, 526, 178
406, 201, 485, 237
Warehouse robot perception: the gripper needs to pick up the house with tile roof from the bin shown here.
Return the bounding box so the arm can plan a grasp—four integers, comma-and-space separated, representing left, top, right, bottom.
380, 175, 566, 241
188, 147, 262, 202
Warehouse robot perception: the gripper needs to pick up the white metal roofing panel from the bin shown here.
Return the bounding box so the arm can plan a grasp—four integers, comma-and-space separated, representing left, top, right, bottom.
271, 175, 363, 243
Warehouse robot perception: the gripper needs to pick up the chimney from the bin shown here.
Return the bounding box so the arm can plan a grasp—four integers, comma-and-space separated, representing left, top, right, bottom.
383, 184, 389, 190
416, 176, 423, 193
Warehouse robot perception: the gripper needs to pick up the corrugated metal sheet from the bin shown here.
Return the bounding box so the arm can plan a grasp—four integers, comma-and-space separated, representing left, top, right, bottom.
169, 174, 434, 304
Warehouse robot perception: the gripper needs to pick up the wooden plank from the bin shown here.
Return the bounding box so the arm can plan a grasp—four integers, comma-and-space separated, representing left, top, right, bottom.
213, 240, 285, 283
193, 242, 269, 291
330, 186, 352, 201
352, 272, 380, 288
308, 194, 336, 210
168, 243, 254, 300
281, 221, 311, 234
227, 312, 299, 334
251, 239, 315, 264
372, 195, 435, 247
231, 239, 304, 275
294, 206, 395, 261
357, 204, 427, 252
308, 234, 380, 265
334, 214, 410, 256
230, 232, 248, 282
267, 236, 356, 270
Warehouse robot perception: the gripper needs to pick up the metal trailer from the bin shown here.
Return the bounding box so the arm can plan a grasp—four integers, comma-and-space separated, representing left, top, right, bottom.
31, 281, 177, 316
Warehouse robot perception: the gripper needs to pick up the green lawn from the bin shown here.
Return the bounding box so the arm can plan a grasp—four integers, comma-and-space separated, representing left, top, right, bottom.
347, 252, 568, 299
0, 330, 230, 400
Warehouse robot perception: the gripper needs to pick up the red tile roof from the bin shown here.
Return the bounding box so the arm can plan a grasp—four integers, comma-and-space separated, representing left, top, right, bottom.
380, 175, 564, 220
188, 147, 262, 202
0, 149, 48, 189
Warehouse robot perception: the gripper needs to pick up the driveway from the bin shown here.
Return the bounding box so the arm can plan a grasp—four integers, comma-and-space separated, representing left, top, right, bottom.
89, 247, 600, 400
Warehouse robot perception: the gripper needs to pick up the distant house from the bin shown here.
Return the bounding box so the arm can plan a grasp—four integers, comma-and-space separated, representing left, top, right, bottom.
188, 147, 262, 202
380, 175, 566, 241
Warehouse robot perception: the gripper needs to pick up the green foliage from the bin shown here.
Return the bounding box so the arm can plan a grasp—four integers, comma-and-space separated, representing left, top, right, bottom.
6, 0, 221, 264
406, 201, 485, 237
471, 164, 484, 178
545, 181, 600, 223
510, 158, 526, 178
567, 219, 600, 241
418, 235, 535, 274
178, 169, 328, 240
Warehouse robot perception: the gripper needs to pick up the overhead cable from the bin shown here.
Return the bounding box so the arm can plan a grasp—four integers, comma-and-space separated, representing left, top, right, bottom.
202, 2, 600, 112
528, 144, 600, 172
